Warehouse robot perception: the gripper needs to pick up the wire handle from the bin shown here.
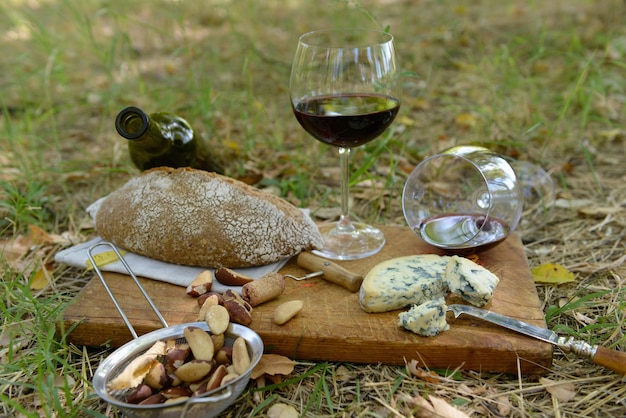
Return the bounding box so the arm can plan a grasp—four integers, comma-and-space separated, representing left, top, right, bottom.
87, 241, 169, 339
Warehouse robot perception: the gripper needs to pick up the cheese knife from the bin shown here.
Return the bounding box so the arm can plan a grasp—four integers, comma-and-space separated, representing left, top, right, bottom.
448, 304, 626, 375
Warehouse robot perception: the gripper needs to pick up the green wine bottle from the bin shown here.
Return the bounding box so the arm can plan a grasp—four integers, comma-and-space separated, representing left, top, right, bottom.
115, 106, 223, 173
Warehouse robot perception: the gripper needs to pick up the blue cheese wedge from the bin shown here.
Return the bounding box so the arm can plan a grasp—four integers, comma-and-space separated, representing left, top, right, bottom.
359, 255, 449, 313
398, 297, 450, 336
360, 254, 500, 315
445, 255, 499, 307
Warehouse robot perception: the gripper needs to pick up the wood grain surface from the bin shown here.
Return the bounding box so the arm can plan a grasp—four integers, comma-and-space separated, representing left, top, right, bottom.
60, 225, 553, 374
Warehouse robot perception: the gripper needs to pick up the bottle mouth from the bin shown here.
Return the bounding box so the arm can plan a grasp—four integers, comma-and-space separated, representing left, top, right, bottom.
115, 106, 149, 139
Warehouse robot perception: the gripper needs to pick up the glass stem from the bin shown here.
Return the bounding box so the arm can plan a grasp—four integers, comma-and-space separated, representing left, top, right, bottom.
337, 147, 355, 233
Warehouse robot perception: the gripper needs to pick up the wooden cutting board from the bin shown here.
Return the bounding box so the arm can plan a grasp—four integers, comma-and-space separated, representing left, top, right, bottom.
59, 225, 553, 374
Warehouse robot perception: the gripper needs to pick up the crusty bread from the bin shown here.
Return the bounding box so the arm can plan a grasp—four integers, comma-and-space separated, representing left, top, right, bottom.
94, 167, 323, 268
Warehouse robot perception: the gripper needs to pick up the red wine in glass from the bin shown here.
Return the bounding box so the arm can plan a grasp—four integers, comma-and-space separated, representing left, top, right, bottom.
419, 213, 510, 253
293, 94, 400, 148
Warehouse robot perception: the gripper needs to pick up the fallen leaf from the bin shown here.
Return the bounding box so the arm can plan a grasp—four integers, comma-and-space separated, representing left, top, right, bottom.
267, 403, 299, 418
265, 374, 283, 384
531, 263, 576, 284
0, 235, 31, 266
222, 139, 241, 151
428, 396, 470, 418
458, 383, 486, 396
597, 128, 623, 141
28, 225, 54, 244
553, 198, 594, 209
29, 266, 51, 290
236, 172, 264, 186
252, 100, 264, 112
397, 115, 416, 126
406, 359, 440, 384
455, 113, 477, 129
251, 354, 296, 379
406, 97, 430, 111
28, 224, 68, 245
334, 365, 353, 383
496, 395, 512, 415
539, 377, 576, 402
573, 311, 595, 326
413, 395, 470, 418
577, 206, 622, 219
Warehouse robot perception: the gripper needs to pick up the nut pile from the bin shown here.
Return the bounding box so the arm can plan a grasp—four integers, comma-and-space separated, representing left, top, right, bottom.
189, 268, 301, 326
107, 270, 260, 405
113, 327, 251, 405
197, 289, 254, 326
105, 268, 308, 406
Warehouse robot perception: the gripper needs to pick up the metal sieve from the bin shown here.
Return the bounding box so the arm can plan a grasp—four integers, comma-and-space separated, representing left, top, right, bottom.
88, 242, 264, 418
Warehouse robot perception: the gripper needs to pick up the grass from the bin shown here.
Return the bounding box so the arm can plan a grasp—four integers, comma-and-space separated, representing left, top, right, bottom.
0, 266, 105, 416
1, 0, 625, 416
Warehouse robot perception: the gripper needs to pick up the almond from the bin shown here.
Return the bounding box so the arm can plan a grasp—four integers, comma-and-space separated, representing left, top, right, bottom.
174, 359, 214, 382
126, 384, 153, 404
138, 393, 166, 405
211, 332, 225, 352
197, 291, 224, 307
215, 267, 255, 286
163, 396, 190, 404
161, 386, 192, 399
215, 346, 233, 365
205, 304, 230, 335
223, 289, 252, 311
144, 361, 169, 390
273, 300, 304, 325
197, 294, 221, 321
205, 364, 228, 392
224, 299, 252, 326
221, 372, 239, 386
183, 326, 214, 361
186, 270, 214, 297
232, 337, 251, 375
166, 343, 190, 370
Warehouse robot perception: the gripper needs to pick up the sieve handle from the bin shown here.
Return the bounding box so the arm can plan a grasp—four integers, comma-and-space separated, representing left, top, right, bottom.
87, 242, 169, 339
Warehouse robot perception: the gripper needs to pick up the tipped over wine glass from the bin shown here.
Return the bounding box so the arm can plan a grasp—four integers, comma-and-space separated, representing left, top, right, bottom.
289, 29, 401, 260
402, 146, 524, 254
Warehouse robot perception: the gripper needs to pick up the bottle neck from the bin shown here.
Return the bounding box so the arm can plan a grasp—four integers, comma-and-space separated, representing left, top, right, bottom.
115, 107, 150, 139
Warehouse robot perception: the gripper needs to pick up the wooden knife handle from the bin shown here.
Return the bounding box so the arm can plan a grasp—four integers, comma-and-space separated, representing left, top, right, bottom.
296, 252, 364, 292
593, 346, 626, 375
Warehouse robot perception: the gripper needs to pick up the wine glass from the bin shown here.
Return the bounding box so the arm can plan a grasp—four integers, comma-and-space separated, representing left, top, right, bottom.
402, 146, 523, 254
289, 28, 401, 260
510, 160, 555, 233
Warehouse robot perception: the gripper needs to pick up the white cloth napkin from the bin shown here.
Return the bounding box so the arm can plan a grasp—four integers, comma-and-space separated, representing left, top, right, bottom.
54, 237, 288, 293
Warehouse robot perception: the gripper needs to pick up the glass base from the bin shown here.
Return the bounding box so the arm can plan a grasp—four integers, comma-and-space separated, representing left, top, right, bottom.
312, 222, 385, 260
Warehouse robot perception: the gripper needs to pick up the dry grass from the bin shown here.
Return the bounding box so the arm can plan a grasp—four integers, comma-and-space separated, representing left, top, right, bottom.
0, 0, 625, 417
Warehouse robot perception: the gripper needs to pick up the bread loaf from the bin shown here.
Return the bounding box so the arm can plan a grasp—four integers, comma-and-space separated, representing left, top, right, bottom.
94, 167, 323, 268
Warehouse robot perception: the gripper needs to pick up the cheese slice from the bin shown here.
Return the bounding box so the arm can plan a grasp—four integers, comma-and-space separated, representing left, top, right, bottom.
445, 255, 499, 307
398, 297, 450, 336
359, 255, 449, 313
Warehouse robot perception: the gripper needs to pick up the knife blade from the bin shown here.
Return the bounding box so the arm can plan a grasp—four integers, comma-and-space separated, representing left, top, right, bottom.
448, 304, 626, 375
